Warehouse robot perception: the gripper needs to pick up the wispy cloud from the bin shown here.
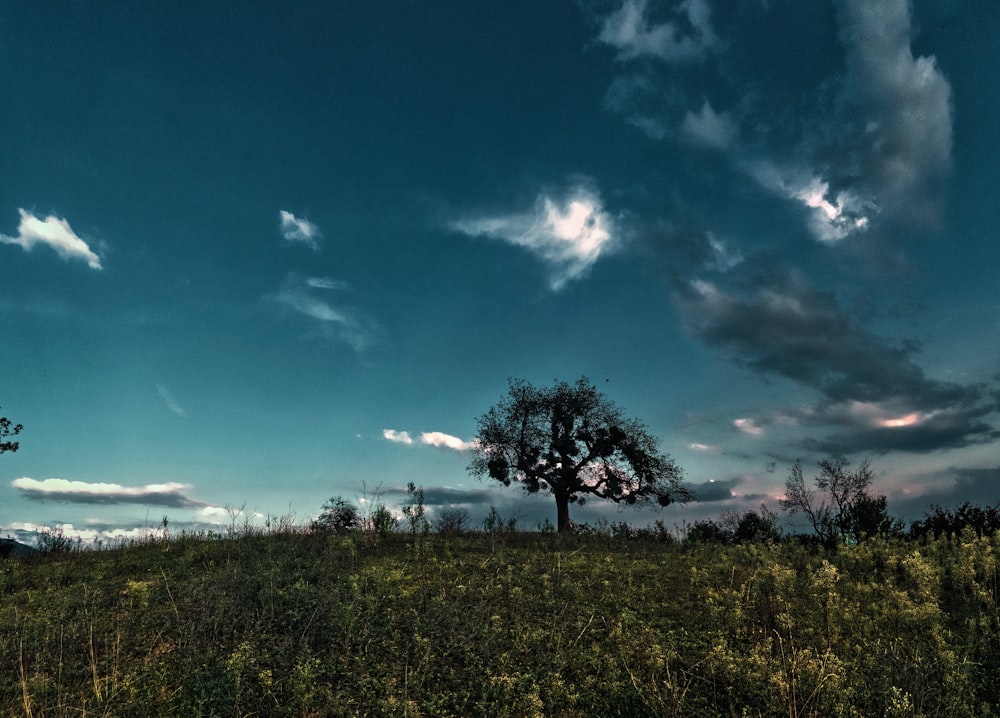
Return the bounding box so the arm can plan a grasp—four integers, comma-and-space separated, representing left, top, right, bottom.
597, 0, 721, 63
279, 210, 321, 250
451, 185, 617, 290
270, 274, 379, 353
12, 478, 206, 507
681, 100, 737, 149
156, 384, 187, 418
1, 209, 102, 269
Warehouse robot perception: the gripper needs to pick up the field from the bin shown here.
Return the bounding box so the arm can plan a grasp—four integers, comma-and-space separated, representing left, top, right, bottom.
2, 527, 998, 717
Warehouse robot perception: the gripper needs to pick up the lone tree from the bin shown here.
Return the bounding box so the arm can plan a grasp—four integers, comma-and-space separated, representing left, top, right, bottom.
469, 377, 690, 532
0, 409, 22, 455
780, 456, 898, 546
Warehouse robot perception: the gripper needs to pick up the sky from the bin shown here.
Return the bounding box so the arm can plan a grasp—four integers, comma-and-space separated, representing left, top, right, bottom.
1, 0, 998, 544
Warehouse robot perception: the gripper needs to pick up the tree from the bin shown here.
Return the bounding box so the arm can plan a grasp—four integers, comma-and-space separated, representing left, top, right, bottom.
0, 409, 22, 455
469, 377, 690, 532
311, 496, 359, 534
780, 457, 895, 546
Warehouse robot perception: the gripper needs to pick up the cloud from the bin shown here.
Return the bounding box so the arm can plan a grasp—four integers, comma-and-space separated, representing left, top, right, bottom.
12, 477, 206, 507
270, 274, 379, 352
383, 429, 478, 452
673, 273, 1000, 453
889, 465, 1000, 520
279, 210, 321, 249
419, 431, 479, 452
748, 162, 875, 243
597, 0, 721, 63
383, 429, 414, 445
733, 418, 765, 436
1, 209, 102, 269
688, 477, 739, 502
306, 277, 349, 290
156, 384, 187, 418
451, 186, 616, 290
834, 0, 953, 219
681, 100, 737, 149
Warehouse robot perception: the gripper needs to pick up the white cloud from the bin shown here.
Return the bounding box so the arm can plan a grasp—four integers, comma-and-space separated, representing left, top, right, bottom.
383, 429, 414, 445
451, 186, 616, 290
598, 0, 720, 63
1, 209, 102, 269
383, 429, 478, 452
12, 477, 204, 507
420, 431, 478, 452
279, 210, 321, 249
156, 384, 187, 418
681, 100, 737, 149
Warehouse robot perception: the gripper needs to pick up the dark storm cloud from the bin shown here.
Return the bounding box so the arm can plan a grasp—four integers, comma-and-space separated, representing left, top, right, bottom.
381, 485, 499, 507
688, 477, 738, 502
672, 271, 999, 453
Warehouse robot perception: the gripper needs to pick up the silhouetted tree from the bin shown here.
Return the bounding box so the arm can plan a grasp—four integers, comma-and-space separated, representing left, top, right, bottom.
469, 377, 690, 532
311, 496, 359, 534
0, 409, 22, 455
780, 457, 895, 547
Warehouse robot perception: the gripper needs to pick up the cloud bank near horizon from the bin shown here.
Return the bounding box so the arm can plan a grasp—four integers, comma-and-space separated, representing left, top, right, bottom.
12, 478, 207, 508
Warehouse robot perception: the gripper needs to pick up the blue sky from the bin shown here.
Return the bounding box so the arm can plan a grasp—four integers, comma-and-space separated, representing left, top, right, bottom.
2, 0, 998, 543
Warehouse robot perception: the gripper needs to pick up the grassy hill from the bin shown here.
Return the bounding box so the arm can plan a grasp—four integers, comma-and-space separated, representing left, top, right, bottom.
2, 528, 998, 717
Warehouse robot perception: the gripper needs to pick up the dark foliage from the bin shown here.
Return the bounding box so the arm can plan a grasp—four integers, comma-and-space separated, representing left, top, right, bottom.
910, 501, 1000, 540
311, 496, 360, 534
0, 408, 22, 455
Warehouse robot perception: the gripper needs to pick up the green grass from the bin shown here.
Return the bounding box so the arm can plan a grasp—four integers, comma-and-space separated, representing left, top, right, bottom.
2, 529, 998, 716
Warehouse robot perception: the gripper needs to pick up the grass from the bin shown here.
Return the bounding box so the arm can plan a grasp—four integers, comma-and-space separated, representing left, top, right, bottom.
2, 527, 999, 716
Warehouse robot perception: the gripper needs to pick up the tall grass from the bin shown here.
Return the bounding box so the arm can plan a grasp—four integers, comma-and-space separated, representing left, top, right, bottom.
1, 527, 998, 716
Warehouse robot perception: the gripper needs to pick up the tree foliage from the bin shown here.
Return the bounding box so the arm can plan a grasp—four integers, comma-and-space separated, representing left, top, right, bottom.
0, 409, 22, 455
781, 457, 898, 547
311, 496, 359, 534
469, 377, 689, 532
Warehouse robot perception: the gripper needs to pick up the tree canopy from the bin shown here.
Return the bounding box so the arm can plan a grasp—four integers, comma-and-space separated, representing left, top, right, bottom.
468, 377, 690, 532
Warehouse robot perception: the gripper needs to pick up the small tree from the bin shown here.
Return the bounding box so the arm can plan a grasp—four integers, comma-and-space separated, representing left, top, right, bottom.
0, 409, 23, 455
781, 457, 894, 546
434, 507, 470, 535
312, 496, 359, 534
469, 377, 690, 532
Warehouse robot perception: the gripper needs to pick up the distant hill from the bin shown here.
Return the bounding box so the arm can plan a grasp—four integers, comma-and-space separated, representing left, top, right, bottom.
0, 538, 37, 558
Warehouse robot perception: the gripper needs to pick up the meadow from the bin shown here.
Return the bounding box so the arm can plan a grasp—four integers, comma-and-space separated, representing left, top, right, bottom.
2, 523, 998, 717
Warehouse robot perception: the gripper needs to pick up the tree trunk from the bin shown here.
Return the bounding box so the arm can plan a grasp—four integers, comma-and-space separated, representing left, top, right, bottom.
555, 491, 571, 533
